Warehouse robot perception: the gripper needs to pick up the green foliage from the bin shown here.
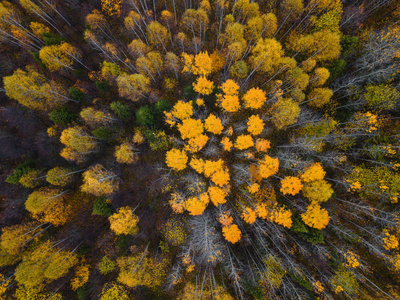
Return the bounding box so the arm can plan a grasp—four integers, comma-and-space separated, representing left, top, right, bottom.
154, 99, 172, 115
363, 83, 399, 110
117, 234, 129, 254
98, 256, 116, 275
69, 87, 86, 102
230, 60, 249, 78
49, 107, 77, 125
110, 101, 131, 121
290, 216, 324, 244
42, 32, 65, 46
92, 196, 114, 217
95, 81, 111, 92
136, 105, 156, 128
144, 130, 171, 151
77, 282, 92, 300
184, 84, 196, 99
92, 127, 113, 141
288, 272, 312, 292
6, 162, 34, 185
328, 58, 346, 80
341, 35, 359, 55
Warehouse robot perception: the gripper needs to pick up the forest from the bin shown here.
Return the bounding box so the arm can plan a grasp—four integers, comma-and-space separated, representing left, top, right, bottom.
0, 0, 400, 299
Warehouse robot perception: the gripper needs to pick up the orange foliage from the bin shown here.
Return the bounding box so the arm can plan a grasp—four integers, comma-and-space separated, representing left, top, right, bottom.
178, 118, 204, 139
185, 193, 210, 215
193, 76, 214, 95
204, 114, 224, 134
222, 224, 241, 244
258, 155, 279, 179
235, 135, 254, 150
208, 186, 227, 206
166, 149, 188, 171
247, 115, 265, 135
280, 176, 303, 196
255, 139, 271, 152
241, 207, 257, 224
301, 162, 326, 183
243, 87, 266, 109
301, 203, 330, 230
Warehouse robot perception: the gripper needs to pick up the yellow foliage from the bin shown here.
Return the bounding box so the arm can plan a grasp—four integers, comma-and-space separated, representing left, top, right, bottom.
101, 0, 122, 17
218, 94, 240, 112
185, 134, 209, 152
169, 193, 185, 214
270, 206, 292, 228
235, 135, 254, 150
115, 142, 137, 164
247, 115, 264, 135
219, 212, 233, 226
166, 149, 188, 172
301, 203, 330, 230
29, 22, 49, 37
166, 100, 193, 123
221, 79, 239, 95
383, 229, 399, 250
345, 251, 360, 268
109, 206, 139, 235
210, 50, 225, 73
178, 118, 204, 140
243, 87, 266, 109
280, 176, 303, 196
81, 164, 119, 196
192, 51, 213, 76
255, 138, 271, 152
248, 183, 260, 194
205, 114, 224, 134
302, 179, 333, 203
221, 137, 233, 151
185, 193, 209, 215
189, 157, 205, 174
222, 224, 241, 244
193, 76, 214, 95
241, 207, 257, 224
71, 263, 90, 291
258, 155, 279, 179
301, 162, 326, 183
208, 186, 227, 206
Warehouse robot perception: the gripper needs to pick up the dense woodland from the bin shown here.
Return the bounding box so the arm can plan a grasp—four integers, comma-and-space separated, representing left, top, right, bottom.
0, 0, 400, 299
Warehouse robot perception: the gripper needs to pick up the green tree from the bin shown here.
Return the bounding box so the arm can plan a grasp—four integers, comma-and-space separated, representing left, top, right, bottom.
98, 256, 116, 275
363, 84, 399, 110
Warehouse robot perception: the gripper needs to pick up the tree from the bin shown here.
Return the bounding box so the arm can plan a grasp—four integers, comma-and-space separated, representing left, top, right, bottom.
308, 88, 333, 107
98, 256, 116, 275
128, 39, 149, 58
289, 30, 341, 62
222, 224, 241, 244
109, 206, 139, 235
247, 115, 265, 135
193, 76, 214, 95
278, 0, 304, 20
311, 68, 330, 86
147, 21, 169, 50
217, 79, 240, 112
269, 98, 300, 129
70, 263, 90, 291
280, 176, 303, 196
258, 155, 279, 179
166, 149, 188, 171
25, 188, 70, 226
301, 203, 330, 230
178, 118, 204, 140
303, 179, 333, 202
116, 73, 150, 101
235, 135, 254, 150
60, 126, 98, 161
115, 142, 138, 164
204, 114, 224, 135
19, 170, 43, 188
15, 241, 78, 288
363, 84, 399, 110
3, 67, 70, 111
250, 38, 284, 74
100, 283, 129, 300
80, 107, 115, 127
101, 0, 122, 17
243, 87, 266, 109
117, 252, 167, 288
81, 164, 119, 196
301, 163, 326, 183
0, 222, 38, 255
39, 43, 81, 71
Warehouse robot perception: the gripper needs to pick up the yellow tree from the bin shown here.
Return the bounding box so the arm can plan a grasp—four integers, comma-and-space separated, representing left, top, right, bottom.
301, 203, 330, 230
114, 142, 138, 164
81, 164, 119, 196
3, 67, 69, 111
222, 224, 241, 244
280, 176, 303, 196
178, 118, 204, 139
80, 107, 115, 127
193, 76, 214, 95
46, 167, 75, 186
109, 206, 139, 235
25, 188, 70, 226
116, 73, 150, 102
204, 114, 224, 134
308, 88, 333, 107
14, 241, 78, 288
235, 134, 254, 150
269, 98, 300, 129
0, 222, 38, 255
117, 252, 167, 288
166, 149, 188, 171
243, 87, 267, 109
100, 283, 129, 300
217, 79, 240, 112
101, 0, 122, 17
247, 115, 265, 135
301, 163, 326, 183
250, 38, 284, 74
258, 155, 279, 179
39, 43, 81, 71
302, 180, 333, 203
